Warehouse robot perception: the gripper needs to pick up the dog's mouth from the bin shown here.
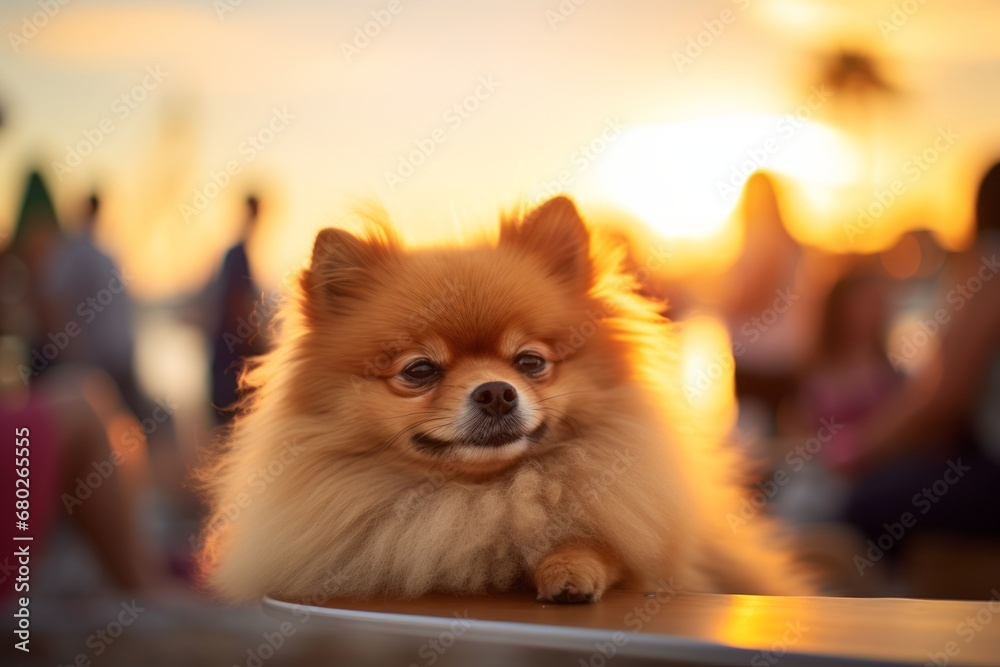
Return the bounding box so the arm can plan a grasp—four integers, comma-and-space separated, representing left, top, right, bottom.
413, 421, 548, 451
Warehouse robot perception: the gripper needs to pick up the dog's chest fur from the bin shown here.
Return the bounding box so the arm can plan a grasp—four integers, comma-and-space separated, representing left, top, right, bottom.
344, 462, 592, 596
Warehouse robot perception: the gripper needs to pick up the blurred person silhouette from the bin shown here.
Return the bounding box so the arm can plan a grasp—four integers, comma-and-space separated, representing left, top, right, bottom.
832, 160, 1000, 594
723, 172, 825, 434
5, 171, 62, 330
878, 229, 950, 375
40, 192, 153, 418
805, 268, 900, 443
880, 228, 948, 289
210, 194, 269, 423
782, 268, 901, 525
1, 172, 174, 600
3, 171, 67, 391
770, 268, 903, 596
0, 347, 173, 599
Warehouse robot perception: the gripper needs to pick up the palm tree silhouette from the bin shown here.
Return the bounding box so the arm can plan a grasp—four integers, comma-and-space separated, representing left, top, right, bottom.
811, 47, 903, 214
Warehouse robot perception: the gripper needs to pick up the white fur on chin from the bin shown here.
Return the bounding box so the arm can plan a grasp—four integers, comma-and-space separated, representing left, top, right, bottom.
446, 439, 531, 464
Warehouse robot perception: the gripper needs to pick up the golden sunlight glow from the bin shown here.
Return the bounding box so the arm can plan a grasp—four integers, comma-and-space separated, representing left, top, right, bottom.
134, 315, 207, 410
886, 316, 940, 375
677, 314, 738, 434
711, 594, 814, 650
587, 118, 861, 243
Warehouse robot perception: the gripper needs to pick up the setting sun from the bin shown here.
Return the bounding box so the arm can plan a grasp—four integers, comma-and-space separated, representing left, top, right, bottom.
583, 116, 861, 244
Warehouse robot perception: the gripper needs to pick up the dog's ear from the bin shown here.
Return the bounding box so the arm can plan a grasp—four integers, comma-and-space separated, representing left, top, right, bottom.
301, 227, 396, 316
500, 196, 591, 288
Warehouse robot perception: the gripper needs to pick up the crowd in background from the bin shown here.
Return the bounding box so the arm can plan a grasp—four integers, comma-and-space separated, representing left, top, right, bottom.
1, 158, 999, 605
709, 164, 1000, 598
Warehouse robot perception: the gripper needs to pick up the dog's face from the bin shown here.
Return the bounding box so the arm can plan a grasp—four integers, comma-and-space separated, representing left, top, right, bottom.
296, 197, 629, 476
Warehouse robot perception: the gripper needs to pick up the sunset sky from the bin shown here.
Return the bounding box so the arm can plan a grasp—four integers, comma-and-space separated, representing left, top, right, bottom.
2, 0, 1000, 297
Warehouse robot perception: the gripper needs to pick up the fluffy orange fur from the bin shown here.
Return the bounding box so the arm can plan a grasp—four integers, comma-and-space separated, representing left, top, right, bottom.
197, 196, 810, 603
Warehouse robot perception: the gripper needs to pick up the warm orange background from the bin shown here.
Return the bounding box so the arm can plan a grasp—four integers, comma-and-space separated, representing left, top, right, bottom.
3, 0, 999, 299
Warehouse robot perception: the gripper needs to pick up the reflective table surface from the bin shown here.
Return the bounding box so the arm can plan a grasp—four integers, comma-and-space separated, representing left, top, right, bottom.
264, 589, 1000, 666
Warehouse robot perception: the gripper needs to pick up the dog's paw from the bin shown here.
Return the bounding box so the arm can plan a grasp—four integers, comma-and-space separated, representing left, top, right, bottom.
547, 585, 595, 604
534, 544, 618, 604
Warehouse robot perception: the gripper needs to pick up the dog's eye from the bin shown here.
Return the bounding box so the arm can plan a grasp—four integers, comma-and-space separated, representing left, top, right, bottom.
514, 353, 546, 375
400, 360, 440, 383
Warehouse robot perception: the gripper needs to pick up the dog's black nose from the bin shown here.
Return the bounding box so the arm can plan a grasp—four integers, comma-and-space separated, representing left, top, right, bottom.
471, 381, 518, 418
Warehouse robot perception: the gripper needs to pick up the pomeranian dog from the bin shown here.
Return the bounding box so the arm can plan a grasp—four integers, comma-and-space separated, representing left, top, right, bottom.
198, 196, 809, 604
